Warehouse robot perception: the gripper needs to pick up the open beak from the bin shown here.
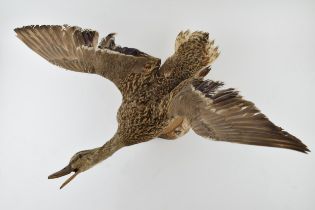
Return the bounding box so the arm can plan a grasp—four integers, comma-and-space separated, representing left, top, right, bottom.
48, 164, 80, 189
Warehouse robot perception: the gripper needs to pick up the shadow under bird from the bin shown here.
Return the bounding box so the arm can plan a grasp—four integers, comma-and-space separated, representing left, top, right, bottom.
14, 24, 309, 189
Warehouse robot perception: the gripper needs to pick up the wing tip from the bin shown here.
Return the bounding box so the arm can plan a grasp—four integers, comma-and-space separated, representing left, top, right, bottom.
273, 139, 310, 154
14, 26, 26, 34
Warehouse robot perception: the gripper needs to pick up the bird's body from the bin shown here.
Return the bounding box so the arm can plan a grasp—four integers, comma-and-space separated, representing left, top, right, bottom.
14, 25, 309, 189
117, 70, 189, 144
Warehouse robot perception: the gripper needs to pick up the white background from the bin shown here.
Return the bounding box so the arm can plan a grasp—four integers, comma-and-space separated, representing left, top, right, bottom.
1, 0, 314, 209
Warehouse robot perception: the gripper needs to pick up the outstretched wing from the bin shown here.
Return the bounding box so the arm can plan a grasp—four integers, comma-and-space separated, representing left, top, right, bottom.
169, 79, 309, 153
14, 25, 160, 90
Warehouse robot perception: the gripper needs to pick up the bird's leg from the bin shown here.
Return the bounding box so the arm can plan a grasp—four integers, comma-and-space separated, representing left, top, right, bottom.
159, 117, 190, 140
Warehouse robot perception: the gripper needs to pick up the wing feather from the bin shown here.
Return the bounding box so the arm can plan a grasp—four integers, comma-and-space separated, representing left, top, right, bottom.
14, 25, 160, 89
169, 79, 309, 153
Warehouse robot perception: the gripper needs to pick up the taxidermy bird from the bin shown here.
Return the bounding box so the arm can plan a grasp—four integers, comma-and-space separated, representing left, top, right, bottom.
14, 25, 309, 189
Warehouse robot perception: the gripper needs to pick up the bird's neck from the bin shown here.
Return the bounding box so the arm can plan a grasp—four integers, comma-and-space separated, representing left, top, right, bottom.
93, 135, 125, 164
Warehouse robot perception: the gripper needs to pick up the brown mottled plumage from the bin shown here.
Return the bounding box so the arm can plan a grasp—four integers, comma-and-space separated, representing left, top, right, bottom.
14, 25, 309, 189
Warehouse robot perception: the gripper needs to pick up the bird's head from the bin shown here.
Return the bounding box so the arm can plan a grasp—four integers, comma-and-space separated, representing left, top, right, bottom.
48, 149, 99, 189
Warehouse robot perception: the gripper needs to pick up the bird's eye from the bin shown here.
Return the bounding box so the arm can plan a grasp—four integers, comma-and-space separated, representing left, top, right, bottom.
78, 154, 82, 158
